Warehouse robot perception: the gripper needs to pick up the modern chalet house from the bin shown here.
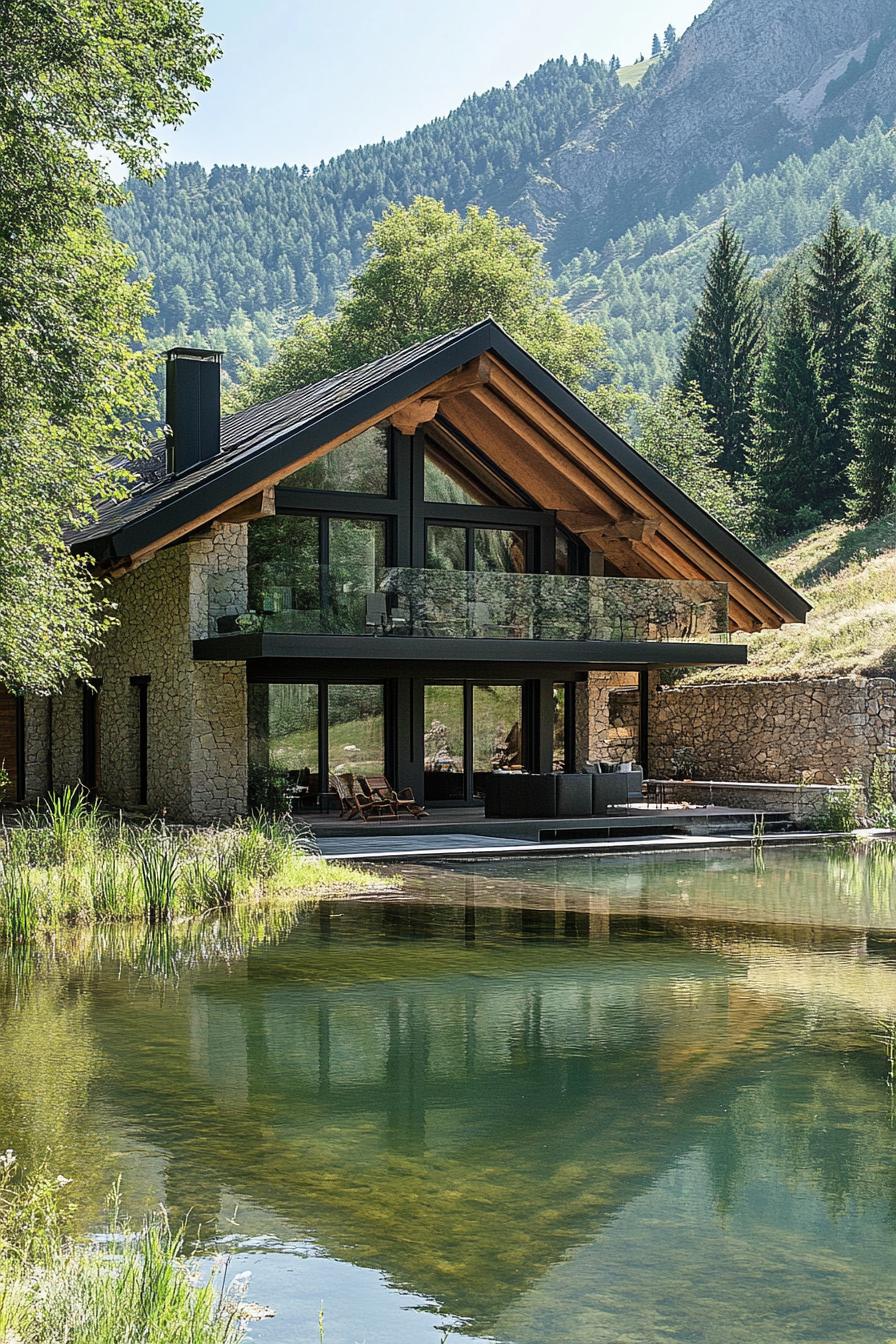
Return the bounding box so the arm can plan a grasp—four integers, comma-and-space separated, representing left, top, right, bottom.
1, 321, 808, 822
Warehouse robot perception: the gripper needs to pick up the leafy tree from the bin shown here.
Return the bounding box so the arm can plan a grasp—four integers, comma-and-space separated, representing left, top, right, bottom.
851, 251, 896, 521
652, 33, 662, 57
664, 24, 677, 47
635, 386, 752, 536
235, 197, 636, 434
0, 0, 217, 692
752, 281, 826, 537
805, 206, 870, 510
677, 219, 763, 476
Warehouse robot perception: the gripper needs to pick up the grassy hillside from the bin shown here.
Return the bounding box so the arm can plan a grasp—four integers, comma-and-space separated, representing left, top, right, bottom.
617, 55, 659, 87
686, 519, 896, 683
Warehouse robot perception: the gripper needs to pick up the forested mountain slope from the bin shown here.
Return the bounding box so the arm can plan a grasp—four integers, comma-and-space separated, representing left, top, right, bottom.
557, 121, 896, 390
114, 56, 620, 369
113, 0, 896, 390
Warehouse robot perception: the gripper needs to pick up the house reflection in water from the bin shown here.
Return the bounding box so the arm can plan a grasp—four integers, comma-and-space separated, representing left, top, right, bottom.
63, 859, 896, 1337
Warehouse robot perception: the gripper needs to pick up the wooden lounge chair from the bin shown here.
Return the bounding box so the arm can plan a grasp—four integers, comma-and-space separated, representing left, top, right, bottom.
330, 772, 395, 821
361, 774, 428, 818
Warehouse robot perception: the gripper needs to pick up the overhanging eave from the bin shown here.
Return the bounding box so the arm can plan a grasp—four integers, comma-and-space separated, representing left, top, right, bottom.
192, 633, 748, 669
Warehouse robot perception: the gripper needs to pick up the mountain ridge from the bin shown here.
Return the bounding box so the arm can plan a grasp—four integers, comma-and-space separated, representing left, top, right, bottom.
112, 0, 896, 391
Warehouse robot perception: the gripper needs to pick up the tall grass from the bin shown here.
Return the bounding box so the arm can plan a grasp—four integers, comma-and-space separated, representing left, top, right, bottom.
0, 1155, 249, 1342
0, 794, 380, 943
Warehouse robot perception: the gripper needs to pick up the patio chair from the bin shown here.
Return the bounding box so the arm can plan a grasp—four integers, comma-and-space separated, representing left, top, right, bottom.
361, 774, 428, 818
329, 772, 395, 821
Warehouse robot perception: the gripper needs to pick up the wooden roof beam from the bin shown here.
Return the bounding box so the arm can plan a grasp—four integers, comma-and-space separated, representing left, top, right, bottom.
445, 394, 602, 513
455, 386, 626, 519
486, 361, 790, 627
390, 356, 494, 435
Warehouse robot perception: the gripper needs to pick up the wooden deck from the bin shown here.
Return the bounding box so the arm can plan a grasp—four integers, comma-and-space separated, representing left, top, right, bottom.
309, 802, 792, 862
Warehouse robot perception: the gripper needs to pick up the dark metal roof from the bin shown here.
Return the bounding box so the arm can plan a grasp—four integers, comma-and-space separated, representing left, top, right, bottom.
75, 319, 810, 623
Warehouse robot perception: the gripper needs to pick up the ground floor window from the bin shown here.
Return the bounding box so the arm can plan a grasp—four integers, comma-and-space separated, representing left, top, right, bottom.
248, 681, 385, 811
248, 673, 579, 813
423, 682, 524, 805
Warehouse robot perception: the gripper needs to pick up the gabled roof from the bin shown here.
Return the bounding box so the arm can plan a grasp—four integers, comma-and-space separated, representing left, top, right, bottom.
75, 319, 809, 629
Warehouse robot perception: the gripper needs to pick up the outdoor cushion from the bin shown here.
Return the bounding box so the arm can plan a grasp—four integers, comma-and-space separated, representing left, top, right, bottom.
555, 773, 592, 817
591, 772, 628, 814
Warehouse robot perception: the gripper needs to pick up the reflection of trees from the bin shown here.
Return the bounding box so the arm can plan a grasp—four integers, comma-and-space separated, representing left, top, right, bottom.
702, 1053, 896, 1226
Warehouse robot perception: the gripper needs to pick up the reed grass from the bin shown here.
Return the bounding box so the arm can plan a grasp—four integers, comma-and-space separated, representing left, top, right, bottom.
0, 1154, 250, 1342
0, 789, 381, 943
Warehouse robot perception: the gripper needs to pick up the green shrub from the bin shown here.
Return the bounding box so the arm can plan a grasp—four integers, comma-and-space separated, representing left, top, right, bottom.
809, 774, 866, 832
868, 757, 896, 828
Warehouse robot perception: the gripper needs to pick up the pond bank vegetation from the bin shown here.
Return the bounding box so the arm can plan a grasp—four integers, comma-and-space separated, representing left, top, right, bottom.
0, 1153, 252, 1342
0, 787, 382, 942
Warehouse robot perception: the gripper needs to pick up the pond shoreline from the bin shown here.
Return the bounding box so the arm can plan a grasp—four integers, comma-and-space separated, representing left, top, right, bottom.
0, 789, 384, 943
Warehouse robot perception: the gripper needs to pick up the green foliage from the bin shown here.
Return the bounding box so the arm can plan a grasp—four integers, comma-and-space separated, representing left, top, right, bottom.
805, 207, 870, 506
248, 763, 292, 814
868, 758, 896, 828
851, 250, 896, 521
235, 197, 636, 433
752, 280, 827, 537
677, 220, 763, 476
0, 801, 375, 939
633, 385, 753, 536
0, 0, 218, 693
809, 775, 866, 833
0, 1155, 246, 1342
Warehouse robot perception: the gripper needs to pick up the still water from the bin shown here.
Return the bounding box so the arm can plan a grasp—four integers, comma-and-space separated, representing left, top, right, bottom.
4, 842, 896, 1342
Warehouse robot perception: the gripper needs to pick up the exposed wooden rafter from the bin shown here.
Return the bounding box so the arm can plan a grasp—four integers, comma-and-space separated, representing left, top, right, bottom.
390, 356, 494, 435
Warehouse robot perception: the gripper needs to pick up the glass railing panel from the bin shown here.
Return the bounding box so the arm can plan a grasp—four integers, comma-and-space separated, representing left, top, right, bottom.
209, 567, 729, 643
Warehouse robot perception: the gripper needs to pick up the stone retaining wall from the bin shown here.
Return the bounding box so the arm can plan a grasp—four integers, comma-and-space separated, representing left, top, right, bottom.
650, 677, 896, 785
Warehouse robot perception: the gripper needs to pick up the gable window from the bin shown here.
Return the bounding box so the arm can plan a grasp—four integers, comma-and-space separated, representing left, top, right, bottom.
423, 433, 525, 507
280, 426, 390, 495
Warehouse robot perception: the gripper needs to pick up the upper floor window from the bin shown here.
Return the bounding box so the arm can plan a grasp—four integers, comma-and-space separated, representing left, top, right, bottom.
423, 434, 524, 507
280, 425, 390, 495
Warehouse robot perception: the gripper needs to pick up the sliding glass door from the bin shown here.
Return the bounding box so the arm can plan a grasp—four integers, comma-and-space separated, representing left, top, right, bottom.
423, 681, 524, 805
248, 681, 385, 809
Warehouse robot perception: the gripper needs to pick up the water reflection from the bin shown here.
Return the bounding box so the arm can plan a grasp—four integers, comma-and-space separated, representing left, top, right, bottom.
2, 846, 896, 1342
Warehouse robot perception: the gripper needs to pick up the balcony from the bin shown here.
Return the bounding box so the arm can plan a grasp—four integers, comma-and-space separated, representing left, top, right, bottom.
209, 567, 730, 645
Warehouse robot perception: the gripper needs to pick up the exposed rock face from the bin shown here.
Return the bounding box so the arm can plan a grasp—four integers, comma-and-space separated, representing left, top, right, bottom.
513, 0, 896, 253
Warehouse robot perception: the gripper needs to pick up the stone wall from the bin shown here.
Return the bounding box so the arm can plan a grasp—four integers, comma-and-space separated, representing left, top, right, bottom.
575, 671, 641, 767
25, 522, 249, 823
649, 677, 896, 785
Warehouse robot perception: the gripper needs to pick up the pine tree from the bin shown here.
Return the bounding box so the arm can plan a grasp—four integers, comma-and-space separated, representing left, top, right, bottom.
851, 252, 896, 521
664, 23, 677, 47
752, 280, 827, 537
677, 219, 763, 476
805, 206, 870, 513
651, 33, 662, 57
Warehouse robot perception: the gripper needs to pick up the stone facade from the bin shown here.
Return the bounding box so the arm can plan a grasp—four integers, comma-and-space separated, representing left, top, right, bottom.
575, 671, 641, 767
24, 523, 249, 823
649, 677, 896, 785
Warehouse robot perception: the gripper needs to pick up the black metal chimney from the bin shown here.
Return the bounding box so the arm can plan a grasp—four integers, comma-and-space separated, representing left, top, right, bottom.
164, 348, 222, 474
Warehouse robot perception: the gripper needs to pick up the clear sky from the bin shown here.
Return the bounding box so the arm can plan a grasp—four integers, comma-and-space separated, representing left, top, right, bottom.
164, 0, 712, 169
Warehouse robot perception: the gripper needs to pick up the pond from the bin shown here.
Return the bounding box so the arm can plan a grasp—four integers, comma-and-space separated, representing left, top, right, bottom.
4, 841, 896, 1343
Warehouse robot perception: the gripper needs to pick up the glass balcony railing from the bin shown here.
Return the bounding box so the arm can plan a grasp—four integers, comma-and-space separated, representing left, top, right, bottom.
210, 567, 729, 644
